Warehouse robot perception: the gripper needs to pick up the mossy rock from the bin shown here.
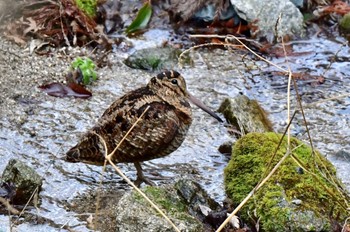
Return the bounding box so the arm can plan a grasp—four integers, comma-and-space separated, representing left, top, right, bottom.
218, 96, 273, 135
115, 180, 208, 231
224, 132, 349, 231
124, 47, 190, 71
1, 159, 43, 205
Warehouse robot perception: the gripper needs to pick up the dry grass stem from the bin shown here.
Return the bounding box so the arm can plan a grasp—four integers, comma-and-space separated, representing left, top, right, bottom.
306, 93, 350, 106
0, 197, 20, 215
178, 42, 243, 67
342, 217, 350, 232
256, 110, 298, 188
281, 36, 293, 147
188, 34, 289, 73
14, 187, 40, 224
290, 154, 349, 210
94, 105, 181, 232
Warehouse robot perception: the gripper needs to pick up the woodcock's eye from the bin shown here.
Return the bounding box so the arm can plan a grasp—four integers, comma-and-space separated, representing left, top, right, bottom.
171, 79, 178, 85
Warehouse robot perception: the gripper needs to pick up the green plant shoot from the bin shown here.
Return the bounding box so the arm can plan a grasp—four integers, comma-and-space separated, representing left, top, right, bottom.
71, 57, 97, 85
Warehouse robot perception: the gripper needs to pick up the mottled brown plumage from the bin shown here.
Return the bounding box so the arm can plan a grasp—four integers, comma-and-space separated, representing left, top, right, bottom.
66, 70, 222, 185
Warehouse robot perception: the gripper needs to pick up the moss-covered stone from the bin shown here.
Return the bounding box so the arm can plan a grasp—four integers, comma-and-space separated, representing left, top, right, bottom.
224, 132, 349, 231
124, 47, 190, 71
116, 180, 208, 231
1, 159, 43, 205
135, 186, 187, 216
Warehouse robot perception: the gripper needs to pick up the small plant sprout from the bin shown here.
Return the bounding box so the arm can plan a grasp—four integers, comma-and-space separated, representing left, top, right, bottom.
71, 57, 97, 85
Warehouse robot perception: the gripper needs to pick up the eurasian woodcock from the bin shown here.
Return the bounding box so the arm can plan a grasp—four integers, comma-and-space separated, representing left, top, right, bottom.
66, 70, 222, 185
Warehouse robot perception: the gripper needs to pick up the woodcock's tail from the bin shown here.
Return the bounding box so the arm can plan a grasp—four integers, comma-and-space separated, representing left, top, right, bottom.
65, 133, 106, 165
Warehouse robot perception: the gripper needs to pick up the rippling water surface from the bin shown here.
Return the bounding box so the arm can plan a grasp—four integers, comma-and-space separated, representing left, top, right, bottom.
0, 32, 349, 230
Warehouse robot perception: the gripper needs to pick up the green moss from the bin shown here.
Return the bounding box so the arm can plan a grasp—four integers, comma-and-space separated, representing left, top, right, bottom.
340, 13, 350, 33
224, 132, 349, 231
144, 186, 186, 213
134, 186, 194, 222
75, 0, 97, 17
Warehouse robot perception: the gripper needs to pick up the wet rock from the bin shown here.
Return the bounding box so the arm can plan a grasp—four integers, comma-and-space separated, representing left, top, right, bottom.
218, 94, 274, 136
68, 186, 127, 231
1, 159, 43, 205
166, 0, 239, 23
124, 47, 188, 71
290, 0, 304, 8
333, 150, 350, 161
230, 0, 304, 41
0, 182, 16, 200
193, 2, 238, 22
218, 141, 233, 155
115, 179, 221, 231
201, 198, 242, 230
175, 179, 221, 220
224, 132, 350, 231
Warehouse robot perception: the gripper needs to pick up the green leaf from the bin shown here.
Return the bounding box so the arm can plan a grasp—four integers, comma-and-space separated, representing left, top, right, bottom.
126, 2, 152, 34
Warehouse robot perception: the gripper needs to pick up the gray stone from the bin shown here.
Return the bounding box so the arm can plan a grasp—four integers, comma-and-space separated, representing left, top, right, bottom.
218, 141, 233, 154
230, 0, 305, 41
115, 179, 219, 232
333, 150, 350, 161
124, 47, 188, 71
218, 95, 274, 136
1, 159, 43, 204
290, 0, 304, 8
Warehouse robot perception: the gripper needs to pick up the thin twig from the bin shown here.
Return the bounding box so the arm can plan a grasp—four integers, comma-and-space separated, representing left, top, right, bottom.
58, 1, 70, 47
0, 197, 20, 215
281, 32, 293, 147
12, 185, 40, 226
305, 93, 350, 107
188, 34, 289, 73
93, 160, 108, 230
290, 154, 349, 211
178, 42, 242, 68
257, 110, 298, 187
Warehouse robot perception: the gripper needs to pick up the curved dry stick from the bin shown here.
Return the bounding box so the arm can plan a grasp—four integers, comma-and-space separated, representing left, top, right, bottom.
0, 196, 20, 215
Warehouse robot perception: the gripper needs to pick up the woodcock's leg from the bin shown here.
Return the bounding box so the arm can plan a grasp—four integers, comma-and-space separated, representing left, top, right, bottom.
134, 162, 155, 187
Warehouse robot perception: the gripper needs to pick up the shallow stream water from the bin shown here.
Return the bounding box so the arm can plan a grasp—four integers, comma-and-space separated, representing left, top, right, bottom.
0, 30, 349, 231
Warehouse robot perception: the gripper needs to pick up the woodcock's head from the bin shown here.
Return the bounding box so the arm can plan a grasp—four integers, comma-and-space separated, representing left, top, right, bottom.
148, 70, 223, 122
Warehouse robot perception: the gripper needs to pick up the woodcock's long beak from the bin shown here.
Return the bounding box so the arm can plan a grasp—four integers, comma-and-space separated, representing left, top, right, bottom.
188, 93, 223, 122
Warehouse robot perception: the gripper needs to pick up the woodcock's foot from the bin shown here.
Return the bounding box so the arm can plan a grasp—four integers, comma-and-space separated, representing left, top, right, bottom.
134, 162, 155, 187
65, 70, 223, 185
